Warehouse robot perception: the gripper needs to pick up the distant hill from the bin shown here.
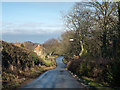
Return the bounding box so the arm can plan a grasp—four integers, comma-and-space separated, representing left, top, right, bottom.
14, 41, 39, 51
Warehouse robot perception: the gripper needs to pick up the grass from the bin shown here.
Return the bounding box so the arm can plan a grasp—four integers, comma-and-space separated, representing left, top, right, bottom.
2, 65, 56, 90
47, 55, 58, 59
42, 55, 57, 67
64, 58, 111, 89
43, 60, 52, 64
62, 58, 68, 64
42, 60, 52, 67
2, 55, 57, 90
77, 76, 114, 90
42, 59, 56, 67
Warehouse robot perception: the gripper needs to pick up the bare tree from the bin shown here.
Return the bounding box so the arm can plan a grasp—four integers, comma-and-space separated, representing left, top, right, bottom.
88, 0, 118, 58
63, 3, 94, 57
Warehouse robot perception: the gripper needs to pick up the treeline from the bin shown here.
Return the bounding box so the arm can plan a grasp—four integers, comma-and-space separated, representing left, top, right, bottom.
55, 1, 120, 87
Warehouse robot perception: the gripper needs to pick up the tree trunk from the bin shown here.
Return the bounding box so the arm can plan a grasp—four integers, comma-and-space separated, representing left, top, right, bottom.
102, 15, 107, 58
79, 41, 84, 56
118, 1, 120, 23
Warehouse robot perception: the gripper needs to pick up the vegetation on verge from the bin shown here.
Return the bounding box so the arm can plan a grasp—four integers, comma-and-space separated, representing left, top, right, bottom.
2, 41, 57, 90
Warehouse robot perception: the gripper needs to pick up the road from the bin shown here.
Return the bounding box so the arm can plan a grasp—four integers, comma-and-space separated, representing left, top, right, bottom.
22, 56, 85, 88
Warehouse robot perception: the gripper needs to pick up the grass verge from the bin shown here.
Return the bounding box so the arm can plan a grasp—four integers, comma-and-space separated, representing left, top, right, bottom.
2, 56, 57, 90
62, 57, 114, 90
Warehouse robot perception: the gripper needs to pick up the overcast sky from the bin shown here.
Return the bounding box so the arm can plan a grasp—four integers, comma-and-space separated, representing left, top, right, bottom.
2, 2, 75, 44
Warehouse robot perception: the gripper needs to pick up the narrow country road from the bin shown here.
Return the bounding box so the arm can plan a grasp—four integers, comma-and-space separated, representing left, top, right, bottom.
22, 56, 85, 88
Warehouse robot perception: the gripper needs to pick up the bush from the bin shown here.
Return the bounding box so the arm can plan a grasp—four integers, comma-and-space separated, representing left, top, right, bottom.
67, 59, 118, 86
31, 53, 39, 65
106, 61, 120, 87
20, 44, 24, 47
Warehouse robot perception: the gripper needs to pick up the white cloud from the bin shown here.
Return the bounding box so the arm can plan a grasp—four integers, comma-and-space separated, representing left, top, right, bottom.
2, 22, 65, 35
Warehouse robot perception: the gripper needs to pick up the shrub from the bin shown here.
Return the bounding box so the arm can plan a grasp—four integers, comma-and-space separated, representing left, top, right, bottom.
106, 61, 120, 87
21, 44, 24, 47
31, 53, 39, 65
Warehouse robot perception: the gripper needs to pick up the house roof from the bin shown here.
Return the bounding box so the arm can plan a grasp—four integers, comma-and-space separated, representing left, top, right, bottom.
34, 45, 40, 50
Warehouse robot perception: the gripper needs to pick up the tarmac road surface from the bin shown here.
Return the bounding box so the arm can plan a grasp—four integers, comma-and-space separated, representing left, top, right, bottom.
22, 56, 85, 88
